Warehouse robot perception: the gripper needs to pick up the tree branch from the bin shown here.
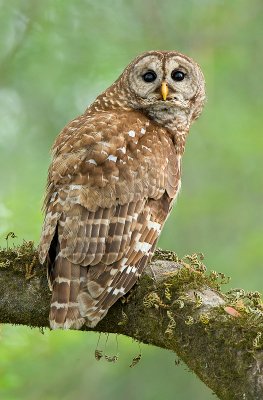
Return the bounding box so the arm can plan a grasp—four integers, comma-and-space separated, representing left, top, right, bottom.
0, 241, 262, 400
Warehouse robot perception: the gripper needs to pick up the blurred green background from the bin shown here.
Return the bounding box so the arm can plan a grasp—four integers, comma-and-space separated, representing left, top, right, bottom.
0, 0, 262, 399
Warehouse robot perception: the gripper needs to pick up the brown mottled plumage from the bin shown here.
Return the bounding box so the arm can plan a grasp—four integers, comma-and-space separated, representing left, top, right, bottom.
38, 50, 206, 329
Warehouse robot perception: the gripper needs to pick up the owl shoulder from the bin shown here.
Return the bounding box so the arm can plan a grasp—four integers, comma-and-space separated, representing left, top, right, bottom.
47, 108, 176, 204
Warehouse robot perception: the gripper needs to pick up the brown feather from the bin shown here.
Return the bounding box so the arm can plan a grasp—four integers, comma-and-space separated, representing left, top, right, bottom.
38, 50, 205, 329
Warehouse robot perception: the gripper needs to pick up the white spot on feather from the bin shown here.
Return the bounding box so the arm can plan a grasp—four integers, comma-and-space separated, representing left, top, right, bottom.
126, 266, 132, 274
142, 145, 152, 152
134, 241, 152, 254
113, 287, 125, 295
119, 258, 128, 272
141, 128, 146, 135
69, 184, 82, 190
147, 220, 161, 234
107, 154, 117, 162
87, 159, 97, 165
110, 268, 118, 276
51, 301, 68, 309
128, 130, 135, 137
50, 192, 57, 202
54, 277, 70, 284
117, 146, 126, 154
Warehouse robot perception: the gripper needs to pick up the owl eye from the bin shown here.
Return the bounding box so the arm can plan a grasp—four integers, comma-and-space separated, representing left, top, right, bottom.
142, 70, 157, 83
171, 70, 185, 81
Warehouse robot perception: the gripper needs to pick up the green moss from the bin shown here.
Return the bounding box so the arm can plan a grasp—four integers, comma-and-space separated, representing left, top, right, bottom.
145, 250, 263, 355
0, 240, 39, 280
0, 243, 261, 398
152, 248, 180, 262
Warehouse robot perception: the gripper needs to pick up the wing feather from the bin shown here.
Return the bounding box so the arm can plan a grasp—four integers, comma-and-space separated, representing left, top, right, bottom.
39, 110, 181, 329
77, 198, 167, 326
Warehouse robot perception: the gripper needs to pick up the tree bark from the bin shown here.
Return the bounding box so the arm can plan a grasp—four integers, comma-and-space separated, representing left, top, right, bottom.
0, 241, 262, 400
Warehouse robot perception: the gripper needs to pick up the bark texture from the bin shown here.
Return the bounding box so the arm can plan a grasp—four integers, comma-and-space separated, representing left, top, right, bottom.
0, 241, 262, 400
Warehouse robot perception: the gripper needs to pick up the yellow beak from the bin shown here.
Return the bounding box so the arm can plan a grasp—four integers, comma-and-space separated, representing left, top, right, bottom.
161, 81, 169, 101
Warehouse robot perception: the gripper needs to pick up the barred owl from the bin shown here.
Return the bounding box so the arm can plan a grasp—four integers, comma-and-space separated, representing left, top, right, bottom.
39, 50, 206, 329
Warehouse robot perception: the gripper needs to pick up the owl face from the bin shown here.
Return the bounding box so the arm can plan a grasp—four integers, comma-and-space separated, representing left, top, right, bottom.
121, 51, 206, 124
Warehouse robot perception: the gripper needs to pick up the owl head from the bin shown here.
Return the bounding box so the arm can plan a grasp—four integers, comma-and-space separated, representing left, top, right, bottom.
115, 50, 206, 128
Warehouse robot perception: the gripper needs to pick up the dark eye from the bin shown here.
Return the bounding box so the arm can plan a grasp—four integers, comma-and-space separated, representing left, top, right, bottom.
142, 70, 157, 83
171, 70, 185, 81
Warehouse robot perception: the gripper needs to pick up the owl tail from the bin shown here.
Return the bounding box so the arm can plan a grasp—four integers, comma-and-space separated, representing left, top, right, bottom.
49, 255, 86, 330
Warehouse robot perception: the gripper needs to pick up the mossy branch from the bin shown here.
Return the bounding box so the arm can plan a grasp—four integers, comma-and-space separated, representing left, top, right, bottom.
0, 241, 262, 400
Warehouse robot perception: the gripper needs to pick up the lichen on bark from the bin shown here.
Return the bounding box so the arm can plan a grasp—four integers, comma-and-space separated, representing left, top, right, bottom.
0, 241, 262, 400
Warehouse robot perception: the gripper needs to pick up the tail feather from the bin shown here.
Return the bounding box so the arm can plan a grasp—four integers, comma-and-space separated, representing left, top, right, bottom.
49, 255, 70, 329
64, 263, 85, 329
78, 235, 159, 327
49, 255, 85, 330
